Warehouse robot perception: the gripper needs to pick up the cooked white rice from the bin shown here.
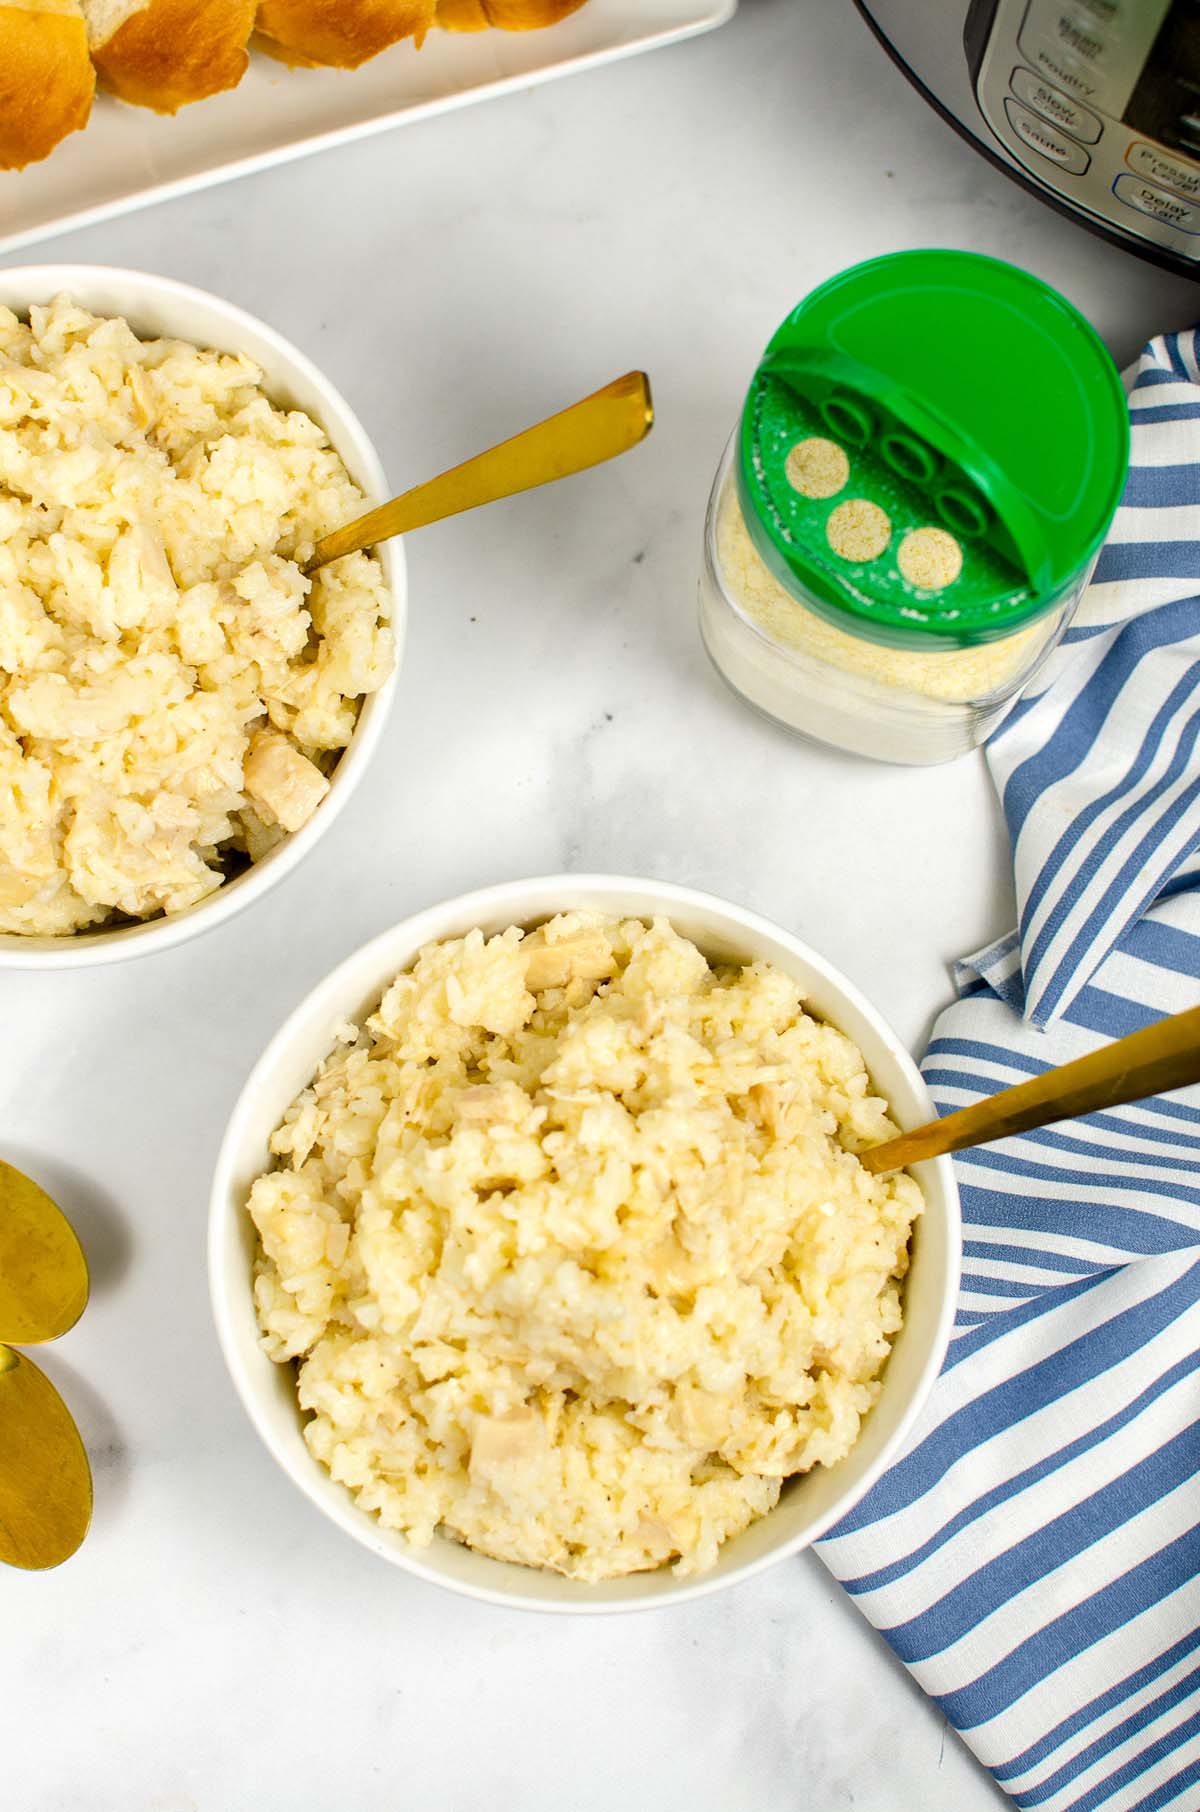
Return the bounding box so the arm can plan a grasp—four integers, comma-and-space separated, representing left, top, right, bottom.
0, 296, 393, 935
249, 913, 923, 1582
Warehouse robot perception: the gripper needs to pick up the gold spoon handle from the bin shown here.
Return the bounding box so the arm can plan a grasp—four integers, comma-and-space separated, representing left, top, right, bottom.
860, 1003, 1200, 1175
306, 370, 654, 574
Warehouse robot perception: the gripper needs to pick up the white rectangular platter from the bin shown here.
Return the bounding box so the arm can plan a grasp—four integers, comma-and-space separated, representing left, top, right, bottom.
0, 0, 735, 256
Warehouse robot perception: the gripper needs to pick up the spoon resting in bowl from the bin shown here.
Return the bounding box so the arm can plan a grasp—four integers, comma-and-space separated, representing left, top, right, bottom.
305, 370, 653, 574
861, 1003, 1200, 1174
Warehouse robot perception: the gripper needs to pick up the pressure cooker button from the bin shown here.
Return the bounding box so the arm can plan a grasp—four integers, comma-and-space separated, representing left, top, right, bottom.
1126, 143, 1200, 200
1113, 174, 1200, 234
1003, 100, 1092, 174
1019, 39, 1099, 101
1024, 0, 1108, 68
1018, 2, 1108, 101
1010, 67, 1103, 144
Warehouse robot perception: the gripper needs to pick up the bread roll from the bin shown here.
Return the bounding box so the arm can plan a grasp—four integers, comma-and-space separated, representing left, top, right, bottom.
436, 0, 585, 23
82, 0, 254, 111
255, 0, 434, 67
0, 0, 94, 168
435, 0, 486, 26
478, 0, 587, 24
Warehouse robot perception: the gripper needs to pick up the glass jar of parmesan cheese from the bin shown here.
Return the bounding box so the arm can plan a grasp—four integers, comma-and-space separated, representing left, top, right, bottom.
699, 251, 1129, 765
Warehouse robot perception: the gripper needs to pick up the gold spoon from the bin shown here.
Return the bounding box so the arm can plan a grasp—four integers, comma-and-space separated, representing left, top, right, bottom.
0, 1159, 93, 1569
0, 1159, 89, 1344
305, 370, 654, 574
861, 1003, 1200, 1175
0, 1346, 92, 1570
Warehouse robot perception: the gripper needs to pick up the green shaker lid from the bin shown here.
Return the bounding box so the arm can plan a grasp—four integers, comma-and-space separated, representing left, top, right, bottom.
738, 249, 1129, 646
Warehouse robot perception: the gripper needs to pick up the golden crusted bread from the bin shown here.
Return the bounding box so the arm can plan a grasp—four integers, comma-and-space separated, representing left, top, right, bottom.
255, 0, 434, 67
437, 0, 586, 23
0, 0, 94, 168
0, 0, 589, 168
83, 0, 255, 111
475, 0, 587, 24
435, 0, 486, 26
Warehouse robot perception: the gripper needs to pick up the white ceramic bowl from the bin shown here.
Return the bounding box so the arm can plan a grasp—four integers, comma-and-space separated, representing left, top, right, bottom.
0, 266, 405, 969
210, 874, 960, 1612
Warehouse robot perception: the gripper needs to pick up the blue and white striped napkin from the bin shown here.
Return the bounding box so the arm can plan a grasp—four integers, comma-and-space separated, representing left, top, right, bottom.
816, 325, 1200, 1812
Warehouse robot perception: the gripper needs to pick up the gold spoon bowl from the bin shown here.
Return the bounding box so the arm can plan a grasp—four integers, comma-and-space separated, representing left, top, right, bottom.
0, 1345, 92, 1570
0, 1160, 93, 1569
0, 1160, 89, 1345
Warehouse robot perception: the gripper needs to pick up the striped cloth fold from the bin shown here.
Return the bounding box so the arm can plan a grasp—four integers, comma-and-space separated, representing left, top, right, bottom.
814, 325, 1200, 1812
984, 327, 1200, 1031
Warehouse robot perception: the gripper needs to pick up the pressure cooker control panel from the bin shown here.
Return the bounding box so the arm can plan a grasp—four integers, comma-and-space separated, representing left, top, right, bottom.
969, 0, 1200, 259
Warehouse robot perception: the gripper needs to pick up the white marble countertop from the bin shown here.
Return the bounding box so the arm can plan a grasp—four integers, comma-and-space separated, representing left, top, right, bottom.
5, 4, 1196, 1809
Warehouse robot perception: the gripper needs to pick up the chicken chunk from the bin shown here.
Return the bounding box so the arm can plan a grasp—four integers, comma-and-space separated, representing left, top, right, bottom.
634, 1513, 678, 1562
468, 1407, 547, 1487
127, 367, 158, 430
243, 732, 329, 833
670, 1381, 737, 1451
747, 1082, 780, 1133
522, 928, 616, 992
646, 1233, 704, 1293
0, 862, 42, 907
454, 1082, 527, 1125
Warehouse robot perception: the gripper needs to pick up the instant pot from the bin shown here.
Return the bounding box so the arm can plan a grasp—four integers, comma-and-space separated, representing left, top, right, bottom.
855, 1, 1200, 276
